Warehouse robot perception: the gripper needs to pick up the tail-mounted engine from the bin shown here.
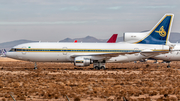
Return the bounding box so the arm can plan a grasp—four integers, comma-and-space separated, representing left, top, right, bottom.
123, 32, 148, 43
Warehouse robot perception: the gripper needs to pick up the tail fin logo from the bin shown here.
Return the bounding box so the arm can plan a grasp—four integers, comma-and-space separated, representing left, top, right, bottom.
155, 26, 166, 37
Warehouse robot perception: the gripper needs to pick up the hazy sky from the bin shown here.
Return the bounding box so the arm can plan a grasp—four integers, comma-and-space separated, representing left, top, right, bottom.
0, 0, 180, 43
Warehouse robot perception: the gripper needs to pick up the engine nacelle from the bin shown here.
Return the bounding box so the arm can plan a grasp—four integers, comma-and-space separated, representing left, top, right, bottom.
74, 57, 91, 67
123, 32, 149, 43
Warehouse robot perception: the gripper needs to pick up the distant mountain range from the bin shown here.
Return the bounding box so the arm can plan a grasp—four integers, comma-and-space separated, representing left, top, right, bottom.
0, 32, 180, 51
59, 35, 124, 42
0, 40, 37, 51
60, 36, 105, 42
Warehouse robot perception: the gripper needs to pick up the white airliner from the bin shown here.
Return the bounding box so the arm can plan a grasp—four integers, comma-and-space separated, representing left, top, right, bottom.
6, 14, 173, 69
151, 44, 180, 67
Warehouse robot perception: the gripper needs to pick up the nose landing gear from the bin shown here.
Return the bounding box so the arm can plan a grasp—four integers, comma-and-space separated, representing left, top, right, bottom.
34, 62, 37, 70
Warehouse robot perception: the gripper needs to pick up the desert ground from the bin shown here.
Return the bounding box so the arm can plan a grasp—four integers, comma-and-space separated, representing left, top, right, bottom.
0, 57, 180, 101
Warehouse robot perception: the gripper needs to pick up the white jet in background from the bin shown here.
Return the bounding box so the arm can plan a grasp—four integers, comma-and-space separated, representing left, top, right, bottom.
0, 49, 6, 57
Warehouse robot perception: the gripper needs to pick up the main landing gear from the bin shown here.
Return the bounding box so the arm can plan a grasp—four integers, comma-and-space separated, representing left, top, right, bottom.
161, 60, 171, 68
93, 60, 106, 70
154, 60, 159, 64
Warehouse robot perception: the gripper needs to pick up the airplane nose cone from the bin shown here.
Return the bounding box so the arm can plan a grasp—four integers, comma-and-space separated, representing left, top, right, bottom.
5, 52, 9, 57
5, 52, 14, 58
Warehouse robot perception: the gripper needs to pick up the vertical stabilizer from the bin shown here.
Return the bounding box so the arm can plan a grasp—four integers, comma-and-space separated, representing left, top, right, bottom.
107, 34, 118, 43
135, 14, 174, 45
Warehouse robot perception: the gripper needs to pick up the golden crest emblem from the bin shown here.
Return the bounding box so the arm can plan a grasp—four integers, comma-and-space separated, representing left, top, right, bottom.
155, 26, 166, 37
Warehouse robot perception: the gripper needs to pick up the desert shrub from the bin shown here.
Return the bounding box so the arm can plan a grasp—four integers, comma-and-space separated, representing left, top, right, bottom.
149, 91, 158, 96
4, 94, 10, 98
156, 97, 163, 101
2, 98, 5, 101
74, 97, 81, 101
146, 64, 150, 68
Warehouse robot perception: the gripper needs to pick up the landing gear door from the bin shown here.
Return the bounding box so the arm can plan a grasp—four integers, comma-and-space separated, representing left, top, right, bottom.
63, 47, 67, 55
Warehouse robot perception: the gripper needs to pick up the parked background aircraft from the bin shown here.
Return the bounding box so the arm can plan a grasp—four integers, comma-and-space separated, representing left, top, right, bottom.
152, 44, 180, 67
120, 14, 180, 68
74, 34, 118, 43
0, 49, 6, 57
5, 14, 173, 69
107, 34, 118, 43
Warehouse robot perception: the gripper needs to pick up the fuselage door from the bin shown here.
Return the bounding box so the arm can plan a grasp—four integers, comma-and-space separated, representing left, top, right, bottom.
63, 47, 67, 55
22, 46, 26, 55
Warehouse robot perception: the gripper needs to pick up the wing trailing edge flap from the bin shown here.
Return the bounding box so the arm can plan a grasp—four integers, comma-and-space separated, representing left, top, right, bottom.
140, 50, 169, 58
70, 52, 140, 58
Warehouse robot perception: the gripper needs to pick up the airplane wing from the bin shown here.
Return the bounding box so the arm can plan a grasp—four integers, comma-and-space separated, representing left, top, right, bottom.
140, 50, 169, 58
70, 51, 140, 58
70, 50, 169, 59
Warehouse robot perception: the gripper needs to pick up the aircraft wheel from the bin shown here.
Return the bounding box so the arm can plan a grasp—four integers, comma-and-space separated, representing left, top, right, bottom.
34, 62, 37, 70
94, 66, 99, 70
101, 66, 105, 70
167, 65, 171, 68
34, 67, 37, 70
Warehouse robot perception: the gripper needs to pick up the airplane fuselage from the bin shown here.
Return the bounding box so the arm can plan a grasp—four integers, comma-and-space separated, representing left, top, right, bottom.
6, 42, 169, 63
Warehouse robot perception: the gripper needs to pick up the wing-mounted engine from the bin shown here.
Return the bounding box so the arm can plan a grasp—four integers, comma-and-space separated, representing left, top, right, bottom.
123, 32, 149, 43
74, 57, 92, 67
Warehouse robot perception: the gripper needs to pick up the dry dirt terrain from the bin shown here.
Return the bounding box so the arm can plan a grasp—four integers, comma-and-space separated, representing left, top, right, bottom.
0, 57, 180, 101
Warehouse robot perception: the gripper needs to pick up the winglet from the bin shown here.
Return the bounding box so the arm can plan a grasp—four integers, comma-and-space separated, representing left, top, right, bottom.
107, 34, 118, 43
135, 14, 174, 45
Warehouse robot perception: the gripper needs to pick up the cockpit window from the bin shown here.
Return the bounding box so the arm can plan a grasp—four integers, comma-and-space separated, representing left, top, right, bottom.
9, 48, 17, 52
9, 48, 14, 52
